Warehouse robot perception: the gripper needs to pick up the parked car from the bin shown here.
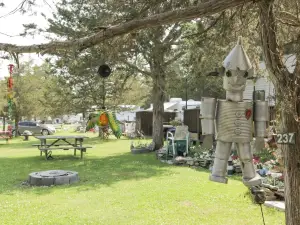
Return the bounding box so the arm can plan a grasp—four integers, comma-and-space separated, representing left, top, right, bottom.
42, 120, 63, 130
12, 121, 56, 136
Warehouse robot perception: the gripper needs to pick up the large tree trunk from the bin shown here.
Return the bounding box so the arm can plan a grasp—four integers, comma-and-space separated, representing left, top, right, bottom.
281, 109, 300, 224
2, 117, 5, 131
14, 111, 20, 137
151, 63, 166, 150
259, 1, 300, 224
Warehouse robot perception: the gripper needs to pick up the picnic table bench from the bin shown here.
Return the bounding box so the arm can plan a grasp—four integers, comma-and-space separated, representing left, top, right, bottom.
33, 135, 92, 160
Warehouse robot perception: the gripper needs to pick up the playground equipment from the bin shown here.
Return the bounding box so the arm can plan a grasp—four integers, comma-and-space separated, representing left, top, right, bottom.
86, 110, 122, 139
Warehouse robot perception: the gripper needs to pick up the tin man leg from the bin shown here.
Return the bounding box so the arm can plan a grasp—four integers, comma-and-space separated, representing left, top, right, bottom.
236, 142, 262, 187
209, 140, 232, 184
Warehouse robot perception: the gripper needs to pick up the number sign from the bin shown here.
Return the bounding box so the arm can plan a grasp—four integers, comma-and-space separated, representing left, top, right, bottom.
276, 133, 296, 144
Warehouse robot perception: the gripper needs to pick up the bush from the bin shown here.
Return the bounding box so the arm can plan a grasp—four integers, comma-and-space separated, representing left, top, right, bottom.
254, 148, 276, 163
169, 120, 182, 127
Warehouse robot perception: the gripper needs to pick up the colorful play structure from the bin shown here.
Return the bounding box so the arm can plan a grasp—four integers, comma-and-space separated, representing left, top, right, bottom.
86, 110, 122, 139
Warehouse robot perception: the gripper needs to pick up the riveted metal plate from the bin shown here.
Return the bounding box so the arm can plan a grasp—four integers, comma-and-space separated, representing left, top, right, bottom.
234, 120, 242, 126
234, 128, 242, 135
235, 111, 242, 118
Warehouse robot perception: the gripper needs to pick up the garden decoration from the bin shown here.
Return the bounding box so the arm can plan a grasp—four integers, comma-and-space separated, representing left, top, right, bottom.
7, 64, 14, 119
97, 64, 111, 78
86, 110, 122, 139
201, 37, 269, 203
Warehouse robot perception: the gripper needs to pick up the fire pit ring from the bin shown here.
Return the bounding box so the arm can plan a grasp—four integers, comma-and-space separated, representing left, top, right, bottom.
28, 170, 79, 186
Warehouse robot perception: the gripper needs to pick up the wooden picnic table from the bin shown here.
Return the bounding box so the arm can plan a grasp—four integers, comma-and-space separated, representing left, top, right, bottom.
34, 135, 91, 160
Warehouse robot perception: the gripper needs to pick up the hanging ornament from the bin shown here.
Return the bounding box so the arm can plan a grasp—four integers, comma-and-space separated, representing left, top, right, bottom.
7, 77, 13, 89
99, 112, 109, 126
97, 64, 111, 78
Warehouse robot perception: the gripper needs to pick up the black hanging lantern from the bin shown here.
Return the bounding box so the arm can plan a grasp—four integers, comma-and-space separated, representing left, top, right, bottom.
97, 64, 111, 78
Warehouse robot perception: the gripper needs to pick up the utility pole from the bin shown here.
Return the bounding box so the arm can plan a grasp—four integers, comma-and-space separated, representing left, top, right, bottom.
102, 78, 106, 109
185, 77, 188, 110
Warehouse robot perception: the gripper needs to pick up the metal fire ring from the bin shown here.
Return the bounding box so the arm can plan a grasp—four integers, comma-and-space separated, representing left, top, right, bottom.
28, 170, 79, 186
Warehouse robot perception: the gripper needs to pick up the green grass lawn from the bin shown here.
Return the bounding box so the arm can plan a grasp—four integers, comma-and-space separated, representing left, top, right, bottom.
0, 132, 285, 225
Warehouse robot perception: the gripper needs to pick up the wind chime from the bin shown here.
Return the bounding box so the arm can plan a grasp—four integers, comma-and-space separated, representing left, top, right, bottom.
7, 64, 14, 119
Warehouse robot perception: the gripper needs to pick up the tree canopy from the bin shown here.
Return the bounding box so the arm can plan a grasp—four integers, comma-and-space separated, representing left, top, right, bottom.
1, 0, 300, 223
0, 0, 254, 54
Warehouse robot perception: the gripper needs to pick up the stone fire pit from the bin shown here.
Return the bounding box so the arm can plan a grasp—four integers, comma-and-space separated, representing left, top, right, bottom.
28, 170, 79, 186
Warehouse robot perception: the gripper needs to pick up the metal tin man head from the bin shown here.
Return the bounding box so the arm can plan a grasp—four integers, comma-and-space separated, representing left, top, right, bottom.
222, 36, 254, 93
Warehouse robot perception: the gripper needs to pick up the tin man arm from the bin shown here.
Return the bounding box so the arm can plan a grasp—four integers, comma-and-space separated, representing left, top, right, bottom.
253, 101, 269, 152
254, 101, 269, 138
200, 67, 225, 136
200, 97, 217, 135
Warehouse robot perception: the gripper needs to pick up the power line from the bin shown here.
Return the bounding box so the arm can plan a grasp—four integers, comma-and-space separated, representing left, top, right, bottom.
0, 31, 18, 37
0, 0, 28, 19
260, 204, 266, 225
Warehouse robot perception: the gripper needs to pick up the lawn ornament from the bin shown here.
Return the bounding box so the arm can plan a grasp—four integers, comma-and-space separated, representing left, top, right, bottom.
201, 37, 269, 199
97, 64, 111, 78
86, 110, 122, 139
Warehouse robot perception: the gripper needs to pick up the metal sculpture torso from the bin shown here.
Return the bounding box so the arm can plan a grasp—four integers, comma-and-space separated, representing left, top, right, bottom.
201, 37, 269, 187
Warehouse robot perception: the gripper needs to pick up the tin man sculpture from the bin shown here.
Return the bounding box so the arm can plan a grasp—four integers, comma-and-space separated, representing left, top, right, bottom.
201, 37, 269, 189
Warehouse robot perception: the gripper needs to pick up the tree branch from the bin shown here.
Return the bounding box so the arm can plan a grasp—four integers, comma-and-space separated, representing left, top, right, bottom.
0, 0, 256, 54
277, 11, 300, 27
164, 51, 186, 67
182, 12, 225, 39
162, 23, 181, 44
122, 60, 151, 76
259, 0, 290, 91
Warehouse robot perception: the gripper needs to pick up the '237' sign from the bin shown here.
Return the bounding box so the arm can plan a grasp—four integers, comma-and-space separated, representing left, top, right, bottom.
276, 133, 296, 144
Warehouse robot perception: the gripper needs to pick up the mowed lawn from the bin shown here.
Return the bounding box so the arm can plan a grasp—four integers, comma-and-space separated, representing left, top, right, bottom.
0, 132, 285, 225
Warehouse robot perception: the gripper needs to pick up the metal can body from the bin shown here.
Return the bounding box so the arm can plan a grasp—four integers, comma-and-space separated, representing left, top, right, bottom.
215, 100, 253, 143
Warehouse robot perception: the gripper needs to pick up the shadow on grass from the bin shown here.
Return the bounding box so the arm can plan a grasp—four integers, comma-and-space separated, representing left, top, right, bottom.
0, 152, 174, 195
189, 165, 245, 184
227, 174, 244, 182
0, 136, 134, 149
0, 137, 38, 148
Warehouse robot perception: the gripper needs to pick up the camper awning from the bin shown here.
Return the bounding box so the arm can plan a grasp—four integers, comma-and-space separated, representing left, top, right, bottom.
146, 102, 179, 111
